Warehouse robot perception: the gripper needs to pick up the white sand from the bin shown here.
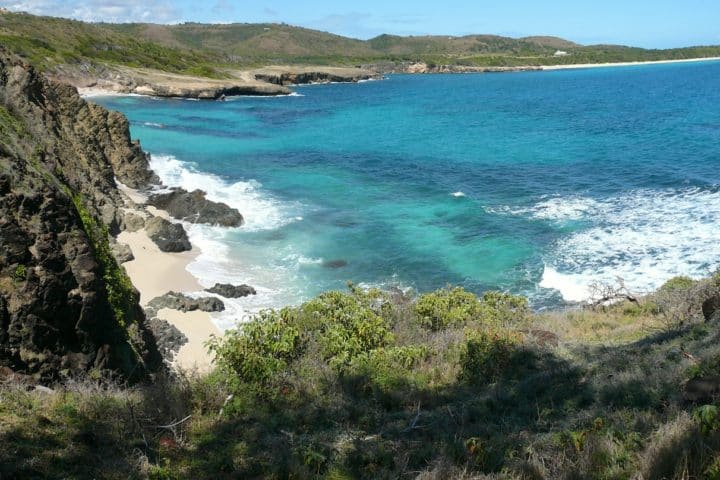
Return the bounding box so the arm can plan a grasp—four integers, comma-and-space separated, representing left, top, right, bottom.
541, 56, 720, 71
118, 229, 202, 304
118, 227, 220, 372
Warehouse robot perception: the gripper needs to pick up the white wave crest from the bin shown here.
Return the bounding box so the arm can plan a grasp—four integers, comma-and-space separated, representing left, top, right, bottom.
537, 187, 720, 301
150, 154, 297, 232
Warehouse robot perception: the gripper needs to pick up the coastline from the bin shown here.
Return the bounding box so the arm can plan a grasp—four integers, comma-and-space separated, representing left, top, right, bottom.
539, 56, 720, 71
116, 187, 220, 373
76, 56, 720, 100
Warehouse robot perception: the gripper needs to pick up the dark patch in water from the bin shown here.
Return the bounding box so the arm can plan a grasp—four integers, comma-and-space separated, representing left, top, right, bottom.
323, 259, 348, 269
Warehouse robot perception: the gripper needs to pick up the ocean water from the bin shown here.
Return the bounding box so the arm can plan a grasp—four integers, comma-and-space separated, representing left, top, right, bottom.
93, 61, 720, 329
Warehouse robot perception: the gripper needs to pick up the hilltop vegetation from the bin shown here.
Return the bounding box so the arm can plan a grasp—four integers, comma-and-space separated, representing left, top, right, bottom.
1, 10, 720, 76
3, 275, 720, 478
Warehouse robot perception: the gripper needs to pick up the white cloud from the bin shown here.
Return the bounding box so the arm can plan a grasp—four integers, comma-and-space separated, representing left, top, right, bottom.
1, 0, 180, 23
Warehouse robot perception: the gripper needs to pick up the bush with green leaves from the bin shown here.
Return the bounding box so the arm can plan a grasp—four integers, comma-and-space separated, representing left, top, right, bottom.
459, 328, 524, 384
301, 289, 394, 368
414, 287, 529, 331
209, 287, 395, 392
414, 286, 483, 330
208, 308, 304, 386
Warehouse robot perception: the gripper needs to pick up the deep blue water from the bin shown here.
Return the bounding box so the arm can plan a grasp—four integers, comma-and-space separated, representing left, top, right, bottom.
94, 61, 720, 327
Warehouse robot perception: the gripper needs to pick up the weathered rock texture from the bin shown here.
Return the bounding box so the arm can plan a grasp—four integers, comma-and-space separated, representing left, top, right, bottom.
145, 217, 192, 252
148, 292, 225, 313
205, 283, 257, 298
148, 188, 244, 227
0, 48, 161, 380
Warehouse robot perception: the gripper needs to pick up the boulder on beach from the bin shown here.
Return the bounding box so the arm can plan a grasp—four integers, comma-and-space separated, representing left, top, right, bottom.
148, 188, 244, 227
111, 241, 134, 264
148, 291, 225, 313
206, 283, 257, 298
145, 217, 192, 252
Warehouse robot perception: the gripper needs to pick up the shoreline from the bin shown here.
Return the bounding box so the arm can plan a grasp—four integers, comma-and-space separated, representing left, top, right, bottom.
539, 56, 720, 71
77, 56, 720, 100
116, 186, 220, 373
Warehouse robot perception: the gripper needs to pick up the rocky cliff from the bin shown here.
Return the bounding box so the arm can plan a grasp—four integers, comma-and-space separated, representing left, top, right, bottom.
0, 48, 162, 380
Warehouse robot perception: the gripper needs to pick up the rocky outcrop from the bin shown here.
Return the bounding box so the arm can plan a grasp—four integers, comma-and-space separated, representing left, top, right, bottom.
122, 212, 145, 232
145, 217, 192, 252
368, 61, 543, 74
51, 64, 292, 99
148, 188, 244, 227
703, 295, 720, 322
206, 283, 257, 298
147, 317, 188, 362
111, 241, 134, 264
0, 48, 162, 380
254, 68, 379, 86
148, 292, 225, 313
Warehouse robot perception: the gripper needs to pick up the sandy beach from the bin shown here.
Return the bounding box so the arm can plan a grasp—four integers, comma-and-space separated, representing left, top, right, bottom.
117, 212, 220, 373
540, 56, 720, 71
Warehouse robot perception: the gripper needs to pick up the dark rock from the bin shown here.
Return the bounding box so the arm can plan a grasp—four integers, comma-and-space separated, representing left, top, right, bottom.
145, 217, 191, 252
205, 283, 257, 298
702, 295, 720, 322
122, 212, 145, 232
684, 376, 720, 403
0, 50, 162, 381
148, 317, 188, 361
148, 188, 244, 227
148, 291, 225, 313
323, 259, 348, 269
111, 242, 134, 264
254, 69, 379, 86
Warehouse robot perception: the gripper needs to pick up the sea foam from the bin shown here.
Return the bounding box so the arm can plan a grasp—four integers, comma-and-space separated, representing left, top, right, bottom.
532, 187, 720, 301
150, 155, 296, 232
149, 155, 308, 330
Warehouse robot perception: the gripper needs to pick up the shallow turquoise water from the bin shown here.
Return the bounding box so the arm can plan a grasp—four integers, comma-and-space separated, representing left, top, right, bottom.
94, 61, 720, 325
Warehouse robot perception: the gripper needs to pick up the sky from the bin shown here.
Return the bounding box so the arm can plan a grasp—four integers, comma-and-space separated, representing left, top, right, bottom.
2, 0, 719, 48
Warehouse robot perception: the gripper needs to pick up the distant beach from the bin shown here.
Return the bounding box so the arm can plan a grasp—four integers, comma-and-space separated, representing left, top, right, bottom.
540, 56, 720, 71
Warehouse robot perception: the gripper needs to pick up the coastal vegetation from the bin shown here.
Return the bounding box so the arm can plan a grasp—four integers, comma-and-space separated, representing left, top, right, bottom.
1, 10, 720, 77
2, 12, 720, 479
3, 274, 720, 478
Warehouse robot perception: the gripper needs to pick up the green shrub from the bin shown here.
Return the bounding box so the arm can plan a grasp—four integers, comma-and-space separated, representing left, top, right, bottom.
479, 290, 530, 326
459, 328, 523, 384
346, 345, 429, 398
414, 287, 483, 330
208, 308, 304, 386
658, 276, 695, 292
302, 290, 394, 368
694, 405, 720, 435
12, 264, 26, 282
415, 287, 530, 331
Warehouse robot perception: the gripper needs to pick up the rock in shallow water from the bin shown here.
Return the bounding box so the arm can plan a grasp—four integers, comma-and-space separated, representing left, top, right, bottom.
323, 259, 348, 269
148, 188, 244, 227
205, 283, 257, 298
144, 217, 191, 252
148, 291, 225, 313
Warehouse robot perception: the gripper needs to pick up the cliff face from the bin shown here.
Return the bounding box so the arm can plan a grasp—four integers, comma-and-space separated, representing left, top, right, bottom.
0, 48, 161, 380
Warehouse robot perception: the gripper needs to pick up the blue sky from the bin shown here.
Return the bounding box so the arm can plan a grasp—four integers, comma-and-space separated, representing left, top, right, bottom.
2, 0, 719, 48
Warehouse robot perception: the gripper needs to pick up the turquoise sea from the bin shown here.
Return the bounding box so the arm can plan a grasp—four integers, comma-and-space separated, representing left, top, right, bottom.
93, 61, 720, 329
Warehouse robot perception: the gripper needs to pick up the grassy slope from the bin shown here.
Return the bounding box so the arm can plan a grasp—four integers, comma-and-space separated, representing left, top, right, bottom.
2, 11, 720, 75
0, 12, 225, 77
2, 276, 720, 479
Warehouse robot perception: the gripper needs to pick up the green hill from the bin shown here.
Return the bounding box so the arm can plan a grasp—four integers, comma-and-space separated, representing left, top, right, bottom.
1, 10, 720, 75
